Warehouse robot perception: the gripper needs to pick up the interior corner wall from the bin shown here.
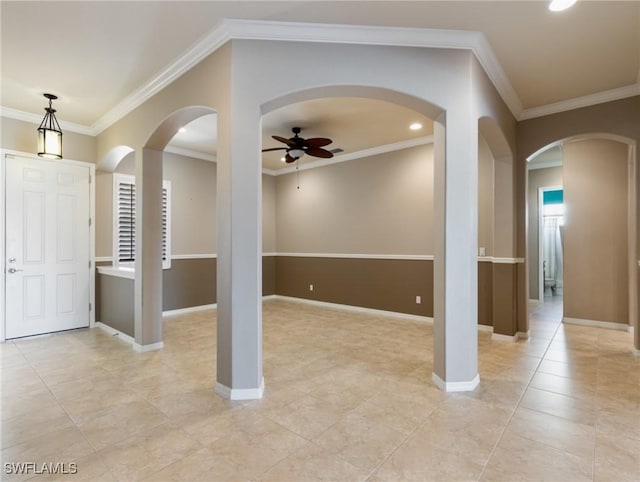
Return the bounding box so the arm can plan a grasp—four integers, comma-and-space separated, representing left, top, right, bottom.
478, 134, 494, 256
1, 116, 97, 163
527, 166, 563, 300
563, 139, 629, 324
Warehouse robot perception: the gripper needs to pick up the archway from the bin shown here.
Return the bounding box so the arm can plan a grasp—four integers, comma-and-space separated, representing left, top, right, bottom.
526, 133, 637, 343
132, 106, 217, 350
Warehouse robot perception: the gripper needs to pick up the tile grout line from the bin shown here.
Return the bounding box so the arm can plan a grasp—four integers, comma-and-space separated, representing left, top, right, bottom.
475, 313, 564, 481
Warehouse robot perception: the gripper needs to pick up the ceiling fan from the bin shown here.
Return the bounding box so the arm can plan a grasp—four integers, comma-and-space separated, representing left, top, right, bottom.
262, 127, 334, 163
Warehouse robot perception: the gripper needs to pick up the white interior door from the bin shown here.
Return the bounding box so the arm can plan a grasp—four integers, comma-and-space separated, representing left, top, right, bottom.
5, 155, 90, 339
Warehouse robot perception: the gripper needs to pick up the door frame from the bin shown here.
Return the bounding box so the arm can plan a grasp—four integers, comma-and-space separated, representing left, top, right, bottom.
538, 185, 563, 303
1, 149, 95, 342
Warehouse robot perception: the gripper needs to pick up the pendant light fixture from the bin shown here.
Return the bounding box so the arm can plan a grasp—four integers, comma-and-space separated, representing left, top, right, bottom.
37, 93, 63, 159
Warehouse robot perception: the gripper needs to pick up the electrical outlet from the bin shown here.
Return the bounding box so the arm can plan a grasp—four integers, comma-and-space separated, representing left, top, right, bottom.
478, 247, 486, 257
416, 295, 421, 304
309, 284, 314, 291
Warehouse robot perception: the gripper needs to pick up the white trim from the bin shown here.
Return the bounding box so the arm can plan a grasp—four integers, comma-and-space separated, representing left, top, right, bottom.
164, 145, 216, 163
92, 21, 231, 134
171, 254, 217, 260
133, 341, 164, 352
223, 19, 523, 117
95, 321, 135, 345
517, 331, 530, 340
519, 83, 640, 121
563, 317, 630, 331
273, 136, 433, 176
275, 252, 434, 261
163, 304, 216, 316
96, 256, 113, 263
262, 294, 277, 301
491, 332, 518, 342
492, 257, 525, 264
215, 378, 265, 400
477, 324, 493, 333
3, 22, 639, 135
528, 299, 540, 305
262, 253, 277, 257
634, 348, 640, 358
0, 106, 95, 136
97, 266, 135, 280
431, 373, 480, 392
273, 295, 433, 323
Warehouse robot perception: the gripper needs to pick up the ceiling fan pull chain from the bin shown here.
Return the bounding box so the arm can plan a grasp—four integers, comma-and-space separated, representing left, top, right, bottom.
296, 160, 300, 189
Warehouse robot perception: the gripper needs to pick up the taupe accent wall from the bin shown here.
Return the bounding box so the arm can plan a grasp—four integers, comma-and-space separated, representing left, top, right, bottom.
563, 139, 630, 324
276, 256, 433, 317
527, 166, 563, 300
478, 135, 494, 256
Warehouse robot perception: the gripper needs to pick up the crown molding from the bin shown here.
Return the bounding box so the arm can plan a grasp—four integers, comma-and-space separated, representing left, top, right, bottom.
0, 106, 95, 136
518, 83, 640, 121
272, 135, 433, 176
91, 20, 232, 134
2, 20, 636, 137
224, 19, 523, 117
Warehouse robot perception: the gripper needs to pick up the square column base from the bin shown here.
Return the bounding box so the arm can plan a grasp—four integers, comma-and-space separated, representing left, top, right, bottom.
215, 378, 265, 400
432, 373, 480, 392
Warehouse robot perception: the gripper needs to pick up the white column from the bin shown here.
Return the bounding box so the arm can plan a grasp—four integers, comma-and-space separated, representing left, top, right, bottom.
432, 111, 480, 391
134, 147, 164, 351
215, 107, 264, 400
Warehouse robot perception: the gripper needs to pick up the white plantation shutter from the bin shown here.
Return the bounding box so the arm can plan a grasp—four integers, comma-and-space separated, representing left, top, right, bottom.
113, 174, 171, 270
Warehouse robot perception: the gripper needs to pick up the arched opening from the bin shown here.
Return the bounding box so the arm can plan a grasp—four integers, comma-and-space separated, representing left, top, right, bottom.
256, 84, 483, 395
526, 133, 637, 341
129, 106, 217, 349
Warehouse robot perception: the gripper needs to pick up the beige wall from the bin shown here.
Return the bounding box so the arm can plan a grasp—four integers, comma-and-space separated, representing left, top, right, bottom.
96, 151, 276, 258
563, 139, 629, 324
478, 135, 494, 256
1, 116, 96, 163
276, 144, 434, 255
527, 166, 563, 300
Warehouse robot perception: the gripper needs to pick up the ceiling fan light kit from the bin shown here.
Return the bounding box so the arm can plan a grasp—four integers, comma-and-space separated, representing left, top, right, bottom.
262, 126, 334, 163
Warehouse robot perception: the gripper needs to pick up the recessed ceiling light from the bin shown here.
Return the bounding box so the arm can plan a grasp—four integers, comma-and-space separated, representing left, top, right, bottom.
178, 127, 187, 133
409, 123, 423, 131
548, 0, 577, 12
280, 156, 286, 162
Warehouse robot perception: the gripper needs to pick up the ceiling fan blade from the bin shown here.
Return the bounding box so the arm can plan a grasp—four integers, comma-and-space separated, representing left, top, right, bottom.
305, 147, 334, 159
304, 137, 332, 148
285, 153, 297, 163
272, 135, 295, 146
261, 147, 287, 152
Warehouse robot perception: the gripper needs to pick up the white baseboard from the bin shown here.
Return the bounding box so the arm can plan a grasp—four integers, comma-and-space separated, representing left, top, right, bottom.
477, 324, 493, 333
563, 317, 629, 331
528, 298, 540, 305
634, 348, 640, 358
163, 303, 216, 316
432, 373, 480, 392
262, 294, 277, 301
517, 330, 530, 340
215, 378, 265, 400
133, 341, 164, 352
95, 322, 135, 345
95, 322, 164, 352
271, 295, 434, 323
492, 332, 518, 342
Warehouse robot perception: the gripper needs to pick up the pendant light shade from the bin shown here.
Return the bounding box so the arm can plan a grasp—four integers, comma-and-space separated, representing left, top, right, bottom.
37, 93, 63, 159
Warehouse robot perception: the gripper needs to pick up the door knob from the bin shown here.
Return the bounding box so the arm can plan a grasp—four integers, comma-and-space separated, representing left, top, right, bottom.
8, 257, 15, 263
7, 268, 23, 274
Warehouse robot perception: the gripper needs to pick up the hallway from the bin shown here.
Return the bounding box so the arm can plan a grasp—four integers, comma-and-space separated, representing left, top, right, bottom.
1, 298, 638, 481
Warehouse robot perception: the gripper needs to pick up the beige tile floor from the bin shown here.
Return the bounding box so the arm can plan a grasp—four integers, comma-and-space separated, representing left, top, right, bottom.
2, 297, 639, 481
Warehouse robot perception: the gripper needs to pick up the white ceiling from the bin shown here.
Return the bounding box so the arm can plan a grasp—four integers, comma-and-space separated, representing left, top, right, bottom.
2, 1, 638, 168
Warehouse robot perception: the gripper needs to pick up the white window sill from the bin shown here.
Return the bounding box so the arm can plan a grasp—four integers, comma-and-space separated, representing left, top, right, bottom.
97, 266, 135, 280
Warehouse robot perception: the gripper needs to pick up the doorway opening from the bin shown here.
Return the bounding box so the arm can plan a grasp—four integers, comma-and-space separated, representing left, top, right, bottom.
539, 187, 564, 302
